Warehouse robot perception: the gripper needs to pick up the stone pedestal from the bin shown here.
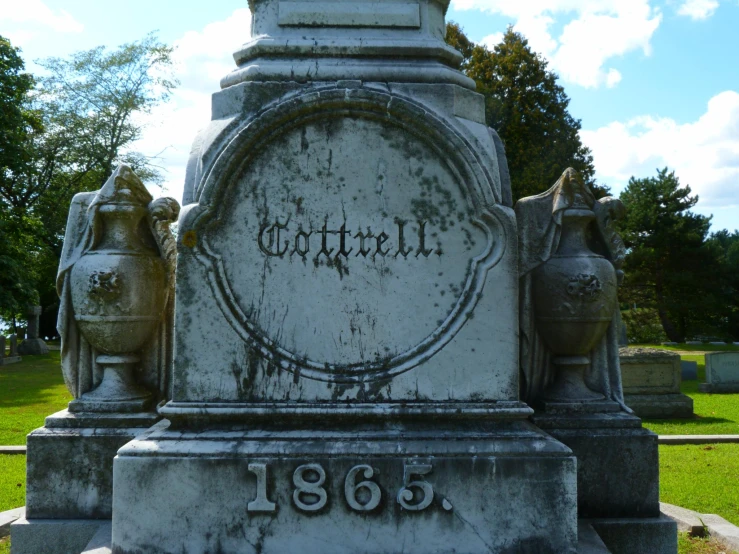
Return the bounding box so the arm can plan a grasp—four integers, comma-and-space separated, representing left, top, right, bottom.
23, 411, 160, 519
114, 419, 577, 554
700, 352, 739, 392
18, 306, 49, 355
533, 403, 676, 553
620, 347, 693, 418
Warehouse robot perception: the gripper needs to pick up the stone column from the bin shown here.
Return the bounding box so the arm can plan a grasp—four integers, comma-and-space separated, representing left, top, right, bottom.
17, 306, 49, 355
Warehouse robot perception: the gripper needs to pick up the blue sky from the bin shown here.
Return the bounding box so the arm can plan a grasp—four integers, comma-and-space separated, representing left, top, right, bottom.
2, 0, 738, 232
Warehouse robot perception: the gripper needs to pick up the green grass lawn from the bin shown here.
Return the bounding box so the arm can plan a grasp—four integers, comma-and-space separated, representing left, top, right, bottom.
0, 455, 25, 512
0, 352, 71, 445
661, 444, 739, 527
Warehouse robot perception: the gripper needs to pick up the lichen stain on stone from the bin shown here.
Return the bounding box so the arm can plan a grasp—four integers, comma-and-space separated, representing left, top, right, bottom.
181, 230, 197, 248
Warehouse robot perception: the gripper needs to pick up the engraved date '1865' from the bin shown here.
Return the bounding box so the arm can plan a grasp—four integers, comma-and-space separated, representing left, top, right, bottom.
243, 462, 452, 514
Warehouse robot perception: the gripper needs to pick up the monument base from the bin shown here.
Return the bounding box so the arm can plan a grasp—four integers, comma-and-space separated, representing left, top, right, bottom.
589, 514, 678, 554
699, 383, 739, 393
10, 517, 104, 554
0, 356, 21, 365
533, 407, 660, 519
624, 393, 694, 419
24, 410, 159, 519
17, 338, 49, 356
112, 418, 578, 554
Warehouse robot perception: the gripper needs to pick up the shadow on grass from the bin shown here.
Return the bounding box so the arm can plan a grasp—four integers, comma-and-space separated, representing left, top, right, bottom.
645, 416, 733, 427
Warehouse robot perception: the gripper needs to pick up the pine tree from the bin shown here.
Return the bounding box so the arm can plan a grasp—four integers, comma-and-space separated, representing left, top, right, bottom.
446, 24, 602, 201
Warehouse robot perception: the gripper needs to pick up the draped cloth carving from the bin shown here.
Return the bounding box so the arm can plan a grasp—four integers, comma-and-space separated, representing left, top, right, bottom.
516, 168, 629, 409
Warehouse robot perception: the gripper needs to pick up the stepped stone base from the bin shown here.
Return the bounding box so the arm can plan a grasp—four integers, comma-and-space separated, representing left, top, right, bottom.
25, 410, 159, 519
18, 338, 49, 355
534, 407, 660, 519
111, 420, 578, 554
624, 394, 694, 419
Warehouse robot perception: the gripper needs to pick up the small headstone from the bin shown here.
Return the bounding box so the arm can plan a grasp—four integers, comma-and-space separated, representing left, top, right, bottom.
710, 341, 726, 346
681, 361, 698, 381
18, 306, 49, 355
9, 334, 18, 356
619, 347, 693, 418
686, 341, 702, 345
662, 342, 678, 346
699, 352, 739, 393
1, 334, 21, 366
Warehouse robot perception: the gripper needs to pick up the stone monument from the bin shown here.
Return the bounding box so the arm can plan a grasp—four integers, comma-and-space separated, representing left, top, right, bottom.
620, 347, 693, 418
12, 1, 676, 553
17, 306, 49, 355
700, 352, 739, 392
11, 165, 179, 552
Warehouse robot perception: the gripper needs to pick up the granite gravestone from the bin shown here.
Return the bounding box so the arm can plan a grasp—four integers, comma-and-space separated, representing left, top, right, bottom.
12, 1, 676, 552
0, 335, 21, 365
620, 347, 693, 418
700, 352, 739, 392
18, 306, 49, 355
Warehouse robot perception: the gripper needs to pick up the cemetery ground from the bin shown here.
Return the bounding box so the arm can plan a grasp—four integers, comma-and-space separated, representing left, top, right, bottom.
2, 347, 739, 553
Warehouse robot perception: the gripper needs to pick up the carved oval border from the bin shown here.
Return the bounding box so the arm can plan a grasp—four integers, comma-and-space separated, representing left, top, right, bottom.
186, 86, 508, 383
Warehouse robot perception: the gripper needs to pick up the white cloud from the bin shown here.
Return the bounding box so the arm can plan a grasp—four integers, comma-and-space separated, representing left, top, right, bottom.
0, 0, 83, 45
480, 32, 504, 50
451, 0, 662, 88
677, 0, 720, 20
581, 91, 739, 210
129, 9, 252, 202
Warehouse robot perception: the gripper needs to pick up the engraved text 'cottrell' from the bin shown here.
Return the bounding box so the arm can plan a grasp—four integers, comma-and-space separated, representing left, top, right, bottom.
258, 219, 441, 260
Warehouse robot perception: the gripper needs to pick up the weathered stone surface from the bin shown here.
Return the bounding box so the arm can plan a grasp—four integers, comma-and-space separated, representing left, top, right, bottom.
589, 514, 677, 554
577, 522, 611, 554
619, 347, 681, 394
25, 410, 159, 519
10, 517, 103, 554
619, 347, 693, 418
113, 422, 578, 554
534, 413, 660, 519
623, 394, 693, 419
700, 352, 739, 392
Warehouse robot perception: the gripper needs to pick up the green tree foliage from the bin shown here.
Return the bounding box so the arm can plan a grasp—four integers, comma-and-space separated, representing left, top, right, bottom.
0, 37, 42, 320
445, 24, 602, 201
618, 168, 725, 342
706, 230, 739, 339
0, 34, 177, 330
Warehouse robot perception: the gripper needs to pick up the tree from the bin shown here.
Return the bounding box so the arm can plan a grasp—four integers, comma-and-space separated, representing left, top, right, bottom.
0, 36, 42, 320
706, 230, 739, 339
445, 24, 602, 201
0, 34, 177, 333
618, 168, 723, 342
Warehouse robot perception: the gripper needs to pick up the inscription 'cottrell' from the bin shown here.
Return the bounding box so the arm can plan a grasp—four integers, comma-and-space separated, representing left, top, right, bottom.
258, 218, 441, 260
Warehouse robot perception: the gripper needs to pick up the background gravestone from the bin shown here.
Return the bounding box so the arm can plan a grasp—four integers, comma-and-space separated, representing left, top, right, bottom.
18, 306, 49, 355
700, 352, 739, 392
619, 347, 693, 418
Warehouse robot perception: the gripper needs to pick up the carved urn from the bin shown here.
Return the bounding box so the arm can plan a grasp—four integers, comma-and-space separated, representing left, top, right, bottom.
69, 168, 167, 411
532, 205, 619, 402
